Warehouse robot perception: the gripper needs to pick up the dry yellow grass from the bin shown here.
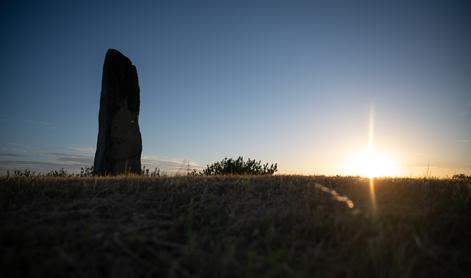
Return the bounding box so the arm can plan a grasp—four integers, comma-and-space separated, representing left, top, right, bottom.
1, 175, 470, 277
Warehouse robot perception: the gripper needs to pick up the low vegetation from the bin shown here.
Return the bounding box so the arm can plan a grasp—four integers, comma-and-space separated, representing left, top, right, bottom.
1, 175, 471, 277
7, 156, 277, 178
201, 156, 278, 176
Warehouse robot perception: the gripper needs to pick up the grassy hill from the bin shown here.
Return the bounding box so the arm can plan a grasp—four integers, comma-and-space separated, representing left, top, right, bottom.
1, 175, 471, 277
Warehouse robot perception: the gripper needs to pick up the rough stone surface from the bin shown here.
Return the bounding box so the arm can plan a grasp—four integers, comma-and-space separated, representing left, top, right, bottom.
94, 49, 142, 175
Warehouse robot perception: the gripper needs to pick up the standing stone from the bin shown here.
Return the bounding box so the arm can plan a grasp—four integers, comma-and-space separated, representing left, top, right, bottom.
94, 49, 142, 175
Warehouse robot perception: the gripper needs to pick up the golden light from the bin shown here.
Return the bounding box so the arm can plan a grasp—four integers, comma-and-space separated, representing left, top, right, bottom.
345, 150, 399, 178
343, 103, 400, 178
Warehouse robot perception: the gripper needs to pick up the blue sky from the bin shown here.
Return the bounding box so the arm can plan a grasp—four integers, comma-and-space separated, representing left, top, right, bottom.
1, 0, 470, 176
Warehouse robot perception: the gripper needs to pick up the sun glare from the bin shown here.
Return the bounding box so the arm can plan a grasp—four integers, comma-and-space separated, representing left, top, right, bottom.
343, 103, 399, 178
345, 151, 398, 178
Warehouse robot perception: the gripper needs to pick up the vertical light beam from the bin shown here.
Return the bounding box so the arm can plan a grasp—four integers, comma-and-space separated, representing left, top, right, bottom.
368, 103, 375, 153
368, 103, 377, 214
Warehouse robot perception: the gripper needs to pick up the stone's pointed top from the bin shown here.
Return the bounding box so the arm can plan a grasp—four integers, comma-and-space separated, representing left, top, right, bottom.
106, 48, 124, 56
104, 49, 133, 65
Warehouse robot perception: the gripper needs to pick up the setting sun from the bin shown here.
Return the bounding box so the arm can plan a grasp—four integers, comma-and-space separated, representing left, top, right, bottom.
345, 151, 399, 178
342, 103, 400, 178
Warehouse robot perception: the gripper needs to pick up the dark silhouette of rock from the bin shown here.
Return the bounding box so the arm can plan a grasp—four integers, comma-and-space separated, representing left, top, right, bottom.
94, 49, 142, 175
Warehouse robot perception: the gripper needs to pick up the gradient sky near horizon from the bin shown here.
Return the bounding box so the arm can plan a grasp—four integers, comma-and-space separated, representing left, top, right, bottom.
1, 0, 470, 176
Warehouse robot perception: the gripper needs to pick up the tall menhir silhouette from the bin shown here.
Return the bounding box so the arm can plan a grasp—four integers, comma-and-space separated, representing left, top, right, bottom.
94, 49, 142, 175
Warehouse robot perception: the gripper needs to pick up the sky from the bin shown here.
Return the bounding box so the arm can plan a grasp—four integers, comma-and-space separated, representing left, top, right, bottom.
0, 0, 470, 177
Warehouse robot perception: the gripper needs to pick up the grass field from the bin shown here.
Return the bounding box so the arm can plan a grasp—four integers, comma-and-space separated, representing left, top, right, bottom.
1, 175, 471, 277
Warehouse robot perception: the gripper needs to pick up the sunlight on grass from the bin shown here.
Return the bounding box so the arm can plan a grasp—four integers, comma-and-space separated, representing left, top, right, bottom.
342, 103, 401, 215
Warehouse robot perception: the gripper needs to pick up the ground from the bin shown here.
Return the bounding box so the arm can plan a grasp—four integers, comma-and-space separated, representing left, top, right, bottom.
1, 175, 471, 277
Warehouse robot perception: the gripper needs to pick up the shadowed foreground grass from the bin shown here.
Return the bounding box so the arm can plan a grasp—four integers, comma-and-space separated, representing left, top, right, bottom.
1, 175, 471, 277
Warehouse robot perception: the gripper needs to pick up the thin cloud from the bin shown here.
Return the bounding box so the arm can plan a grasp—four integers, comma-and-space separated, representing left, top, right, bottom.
68, 147, 96, 154
47, 152, 93, 165
0, 160, 83, 174
0, 152, 23, 157
0, 117, 56, 129
0, 144, 202, 174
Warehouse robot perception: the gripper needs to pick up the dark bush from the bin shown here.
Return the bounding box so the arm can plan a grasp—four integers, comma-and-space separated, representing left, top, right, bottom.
202, 156, 277, 176
142, 166, 161, 177
452, 173, 471, 180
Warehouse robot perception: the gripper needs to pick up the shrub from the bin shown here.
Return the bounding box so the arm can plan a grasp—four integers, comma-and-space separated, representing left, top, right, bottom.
12, 169, 36, 177
46, 168, 69, 177
142, 166, 161, 177
452, 173, 471, 180
79, 167, 94, 177
202, 156, 277, 176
